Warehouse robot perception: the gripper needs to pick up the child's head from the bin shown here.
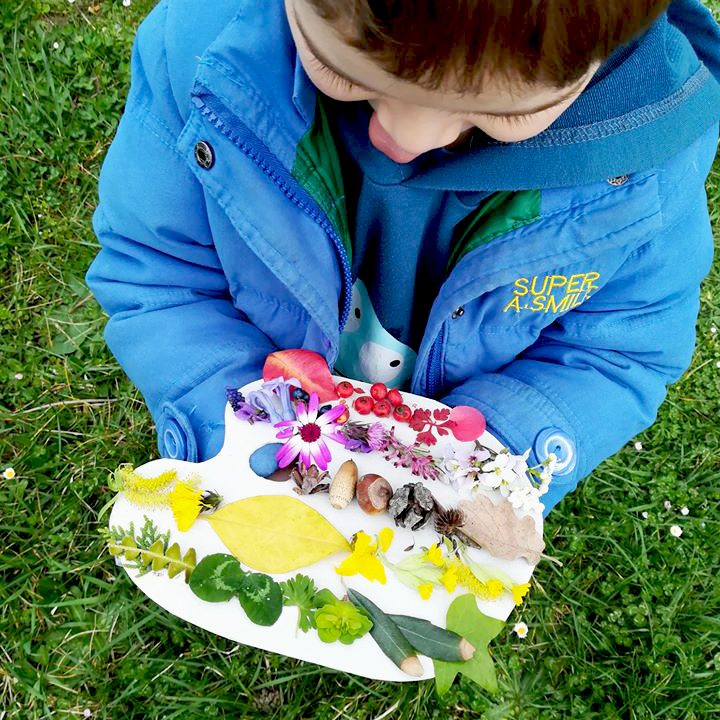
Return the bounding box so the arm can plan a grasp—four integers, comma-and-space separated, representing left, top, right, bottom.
285, 0, 670, 160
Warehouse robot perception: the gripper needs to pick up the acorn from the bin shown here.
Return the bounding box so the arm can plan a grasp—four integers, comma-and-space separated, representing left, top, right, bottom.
357, 473, 393, 514
329, 459, 358, 509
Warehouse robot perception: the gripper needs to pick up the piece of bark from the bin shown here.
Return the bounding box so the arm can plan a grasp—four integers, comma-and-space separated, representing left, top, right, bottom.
458, 495, 545, 564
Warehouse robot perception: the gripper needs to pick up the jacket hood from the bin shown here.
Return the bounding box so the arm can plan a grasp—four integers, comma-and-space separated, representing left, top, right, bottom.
175, 0, 720, 190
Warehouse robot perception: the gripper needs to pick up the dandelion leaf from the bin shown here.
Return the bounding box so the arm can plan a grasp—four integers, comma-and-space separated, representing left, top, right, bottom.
206, 496, 350, 572
433, 594, 505, 697
459, 495, 545, 564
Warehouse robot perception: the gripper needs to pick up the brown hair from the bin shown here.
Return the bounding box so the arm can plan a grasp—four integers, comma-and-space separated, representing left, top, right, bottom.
306, 0, 671, 90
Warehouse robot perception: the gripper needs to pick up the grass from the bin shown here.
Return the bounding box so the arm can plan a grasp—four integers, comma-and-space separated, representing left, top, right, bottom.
0, 1, 719, 718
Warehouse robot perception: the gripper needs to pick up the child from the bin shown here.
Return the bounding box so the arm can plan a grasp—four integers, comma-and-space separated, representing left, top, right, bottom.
87, 0, 720, 515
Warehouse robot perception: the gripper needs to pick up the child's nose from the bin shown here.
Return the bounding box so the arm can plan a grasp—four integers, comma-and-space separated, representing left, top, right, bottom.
372, 99, 469, 157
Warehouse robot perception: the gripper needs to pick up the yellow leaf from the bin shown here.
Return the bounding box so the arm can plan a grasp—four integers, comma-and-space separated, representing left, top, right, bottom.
206, 496, 350, 573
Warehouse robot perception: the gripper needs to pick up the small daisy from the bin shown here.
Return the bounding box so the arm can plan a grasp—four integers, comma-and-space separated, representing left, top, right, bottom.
275, 393, 346, 471
513, 621, 529, 639
670, 525, 683, 538
3, 467, 16, 480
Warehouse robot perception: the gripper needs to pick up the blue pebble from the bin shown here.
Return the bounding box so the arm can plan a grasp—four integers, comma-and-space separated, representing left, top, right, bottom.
249, 443, 284, 478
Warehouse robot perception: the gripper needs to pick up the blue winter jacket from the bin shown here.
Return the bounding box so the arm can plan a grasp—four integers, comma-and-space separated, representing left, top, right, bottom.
87, 0, 720, 514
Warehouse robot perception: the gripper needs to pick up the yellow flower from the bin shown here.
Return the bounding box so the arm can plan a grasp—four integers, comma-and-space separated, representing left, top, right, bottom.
378, 527, 394, 552
486, 579, 505, 599
424, 543, 444, 566
418, 583, 433, 600
512, 583, 531, 606
335, 531, 386, 584
169, 482, 204, 531
168, 481, 221, 532
440, 565, 459, 593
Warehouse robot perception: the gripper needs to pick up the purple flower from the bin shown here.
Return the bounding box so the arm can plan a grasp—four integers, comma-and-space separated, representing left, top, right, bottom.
246, 377, 299, 424
274, 393, 347, 471
366, 422, 387, 452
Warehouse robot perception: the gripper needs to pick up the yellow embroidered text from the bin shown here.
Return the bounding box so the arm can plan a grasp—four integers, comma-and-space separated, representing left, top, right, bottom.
503, 272, 600, 313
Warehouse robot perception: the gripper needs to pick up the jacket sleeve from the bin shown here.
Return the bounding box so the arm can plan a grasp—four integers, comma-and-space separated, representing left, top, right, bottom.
442, 126, 717, 515
86, 2, 276, 462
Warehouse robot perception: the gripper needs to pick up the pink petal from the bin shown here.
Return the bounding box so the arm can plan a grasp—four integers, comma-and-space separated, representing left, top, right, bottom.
448, 405, 486, 441
296, 401, 308, 423
307, 392, 319, 420
275, 426, 295, 439
317, 403, 346, 425
276, 436, 302, 467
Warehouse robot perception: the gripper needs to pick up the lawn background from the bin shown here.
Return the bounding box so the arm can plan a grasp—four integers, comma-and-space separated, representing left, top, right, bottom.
1, 1, 719, 718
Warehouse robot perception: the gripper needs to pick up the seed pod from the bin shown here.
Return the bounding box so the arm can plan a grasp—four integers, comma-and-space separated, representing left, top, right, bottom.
329, 459, 358, 509
357, 473, 393, 514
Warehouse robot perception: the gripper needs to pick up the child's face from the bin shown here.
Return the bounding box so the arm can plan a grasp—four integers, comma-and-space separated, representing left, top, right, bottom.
286, 0, 598, 163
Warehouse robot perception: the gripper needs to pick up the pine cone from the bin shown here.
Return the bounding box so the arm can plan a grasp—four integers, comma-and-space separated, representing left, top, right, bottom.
291, 465, 330, 495
388, 482, 436, 530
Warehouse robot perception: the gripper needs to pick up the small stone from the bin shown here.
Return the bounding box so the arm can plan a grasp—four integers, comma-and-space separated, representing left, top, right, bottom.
249, 443, 285, 479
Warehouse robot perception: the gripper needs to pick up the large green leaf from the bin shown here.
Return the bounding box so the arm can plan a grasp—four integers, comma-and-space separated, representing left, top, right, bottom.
433, 594, 505, 696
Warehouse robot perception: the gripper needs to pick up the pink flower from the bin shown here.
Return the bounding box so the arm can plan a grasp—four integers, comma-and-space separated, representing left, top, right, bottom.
275, 393, 346, 471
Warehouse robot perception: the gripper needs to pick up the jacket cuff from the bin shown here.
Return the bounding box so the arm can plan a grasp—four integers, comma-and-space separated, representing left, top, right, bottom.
442, 373, 579, 516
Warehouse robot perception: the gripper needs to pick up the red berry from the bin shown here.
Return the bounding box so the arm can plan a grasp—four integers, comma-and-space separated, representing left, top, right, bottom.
386, 388, 403, 406
353, 395, 374, 415
393, 404, 412, 422
335, 381, 355, 398
373, 399, 392, 417
370, 382, 388, 401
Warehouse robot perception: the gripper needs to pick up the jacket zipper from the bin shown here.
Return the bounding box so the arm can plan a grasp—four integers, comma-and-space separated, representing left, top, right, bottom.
191, 93, 353, 334
423, 321, 446, 398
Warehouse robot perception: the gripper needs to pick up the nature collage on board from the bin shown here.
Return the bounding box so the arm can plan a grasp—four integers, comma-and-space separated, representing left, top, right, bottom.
103, 349, 558, 695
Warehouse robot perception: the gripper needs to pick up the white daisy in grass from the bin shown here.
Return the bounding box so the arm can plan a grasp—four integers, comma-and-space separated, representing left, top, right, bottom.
275, 392, 346, 471
513, 622, 529, 639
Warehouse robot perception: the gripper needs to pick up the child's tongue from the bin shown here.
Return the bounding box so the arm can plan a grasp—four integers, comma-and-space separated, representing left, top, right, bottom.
368, 111, 420, 164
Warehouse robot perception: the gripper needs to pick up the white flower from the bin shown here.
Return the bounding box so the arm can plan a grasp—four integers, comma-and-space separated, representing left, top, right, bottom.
123, 0, 131, 6
513, 622, 528, 638
670, 525, 683, 538
711, 325, 718, 334
3, 467, 16, 480
83, 710, 91, 719
53, 42, 60, 49
634, 441, 643, 451
14, 373, 23, 380
716, 361, 720, 369
641, 511, 649, 519
680, 506, 689, 516
663, 500, 672, 510
439, 446, 476, 495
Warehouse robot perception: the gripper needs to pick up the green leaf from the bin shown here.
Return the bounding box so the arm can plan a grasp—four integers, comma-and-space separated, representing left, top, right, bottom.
281, 574, 319, 632
237, 573, 283, 626
433, 594, 505, 697
189, 554, 246, 602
